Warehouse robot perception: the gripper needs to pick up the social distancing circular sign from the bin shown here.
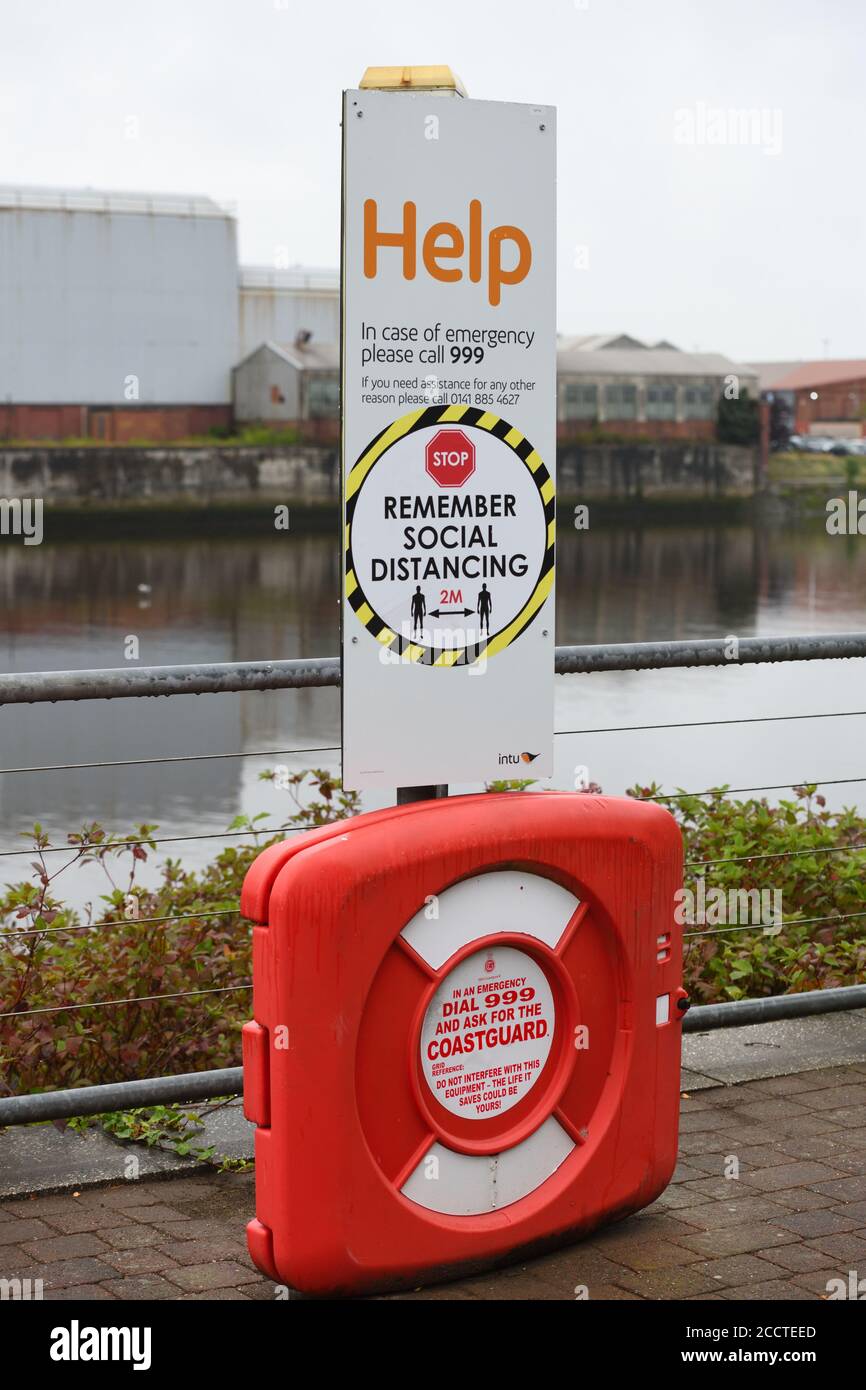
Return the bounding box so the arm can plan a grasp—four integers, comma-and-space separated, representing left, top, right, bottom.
345, 403, 555, 667
420, 945, 556, 1120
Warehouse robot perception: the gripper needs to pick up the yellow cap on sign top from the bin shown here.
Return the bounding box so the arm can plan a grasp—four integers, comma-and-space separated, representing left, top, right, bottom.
359, 65, 467, 96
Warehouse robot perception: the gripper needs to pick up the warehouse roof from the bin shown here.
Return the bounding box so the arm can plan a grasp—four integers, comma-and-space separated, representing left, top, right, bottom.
235, 340, 339, 372
747, 361, 805, 391
749, 359, 866, 391
0, 183, 232, 218
559, 332, 649, 352
557, 345, 757, 379
273, 340, 339, 370
558, 333, 683, 353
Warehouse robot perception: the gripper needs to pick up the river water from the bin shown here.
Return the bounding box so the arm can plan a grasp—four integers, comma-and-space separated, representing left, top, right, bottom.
1, 519, 865, 904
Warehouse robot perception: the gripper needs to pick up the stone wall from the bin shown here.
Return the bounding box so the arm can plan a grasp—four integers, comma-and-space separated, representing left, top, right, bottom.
0, 439, 759, 506
0, 445, 340, 504
558, 441, 759, 497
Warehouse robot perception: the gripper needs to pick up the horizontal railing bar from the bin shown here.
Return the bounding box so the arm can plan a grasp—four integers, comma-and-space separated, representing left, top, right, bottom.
681, 983, 866, 1032
0, 825, 307, 858
3, 708, 866, 776
556, 707, 866, 739
0, 656, 342, 706
3, 632, 866, 705
0, 780, 861, 860
0, 744, 341, 776
684, 909, 866, 939
0, 1067, 244, 1126
555, 632, 866, 675
638, 775, 866, 801
3, 985, 865, 1125
687, 840, 866, 869
0, 983, 252, 1020
0, 906, 241, 940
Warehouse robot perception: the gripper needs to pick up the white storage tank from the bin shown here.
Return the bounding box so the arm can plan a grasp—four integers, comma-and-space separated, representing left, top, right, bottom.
0, 184, 239, 412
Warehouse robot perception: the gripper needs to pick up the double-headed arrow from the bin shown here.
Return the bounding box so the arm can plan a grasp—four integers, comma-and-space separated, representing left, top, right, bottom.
429, 607, 474, 618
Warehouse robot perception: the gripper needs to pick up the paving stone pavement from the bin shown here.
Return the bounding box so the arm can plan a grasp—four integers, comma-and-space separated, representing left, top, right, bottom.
3, 1062, 866, 1301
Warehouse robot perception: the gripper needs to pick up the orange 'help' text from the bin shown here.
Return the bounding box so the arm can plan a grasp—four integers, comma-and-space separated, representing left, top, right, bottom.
363, 199, 532, 307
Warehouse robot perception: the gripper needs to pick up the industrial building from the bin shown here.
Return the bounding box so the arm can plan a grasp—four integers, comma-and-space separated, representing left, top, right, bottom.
0, 182, 763, 446
557, 335, 759, 441
233, 337, 340, 441
234, 331, 760, 441
749, 360, 866, 439
239, 266, 339, 361
0, 184, 239, 442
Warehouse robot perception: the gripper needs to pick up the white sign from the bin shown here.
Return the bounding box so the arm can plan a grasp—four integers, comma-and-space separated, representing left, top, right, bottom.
341, 86, 556, 789
420, 945, 555, 1120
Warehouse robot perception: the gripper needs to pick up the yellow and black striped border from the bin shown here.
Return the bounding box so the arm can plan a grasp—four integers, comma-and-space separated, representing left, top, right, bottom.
345, 403, 555, 667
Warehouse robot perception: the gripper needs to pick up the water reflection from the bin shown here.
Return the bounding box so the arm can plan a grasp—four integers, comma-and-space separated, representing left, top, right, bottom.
1, 521, 865, 901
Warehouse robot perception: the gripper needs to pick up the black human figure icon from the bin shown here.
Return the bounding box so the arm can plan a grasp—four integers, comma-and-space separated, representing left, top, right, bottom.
410, 585, 426, 635
477, 583, 492, 635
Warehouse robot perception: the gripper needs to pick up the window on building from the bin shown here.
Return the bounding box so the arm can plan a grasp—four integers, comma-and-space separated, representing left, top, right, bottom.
604, 383, 637, 420
562, 382, 598, 421
306, 374, 340, 418
646, 385, 677, 421
682, 384, 715, 420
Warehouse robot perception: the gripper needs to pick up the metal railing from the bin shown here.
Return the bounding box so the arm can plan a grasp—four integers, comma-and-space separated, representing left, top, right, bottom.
2, 631, 866, 1126
2, 982, 866, 1127
4, 631, 866, 705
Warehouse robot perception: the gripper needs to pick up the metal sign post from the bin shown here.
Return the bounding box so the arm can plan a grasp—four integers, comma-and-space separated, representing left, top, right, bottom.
340, 66, 557, 796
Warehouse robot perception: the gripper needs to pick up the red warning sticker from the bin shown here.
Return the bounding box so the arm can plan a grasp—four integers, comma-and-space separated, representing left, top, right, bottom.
420, 945, 555, 1119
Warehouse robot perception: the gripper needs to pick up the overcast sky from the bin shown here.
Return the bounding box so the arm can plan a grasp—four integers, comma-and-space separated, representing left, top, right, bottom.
2, 0, 863, 361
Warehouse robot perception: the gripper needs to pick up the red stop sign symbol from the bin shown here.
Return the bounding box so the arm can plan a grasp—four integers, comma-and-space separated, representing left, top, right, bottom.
425, 429, 476, 488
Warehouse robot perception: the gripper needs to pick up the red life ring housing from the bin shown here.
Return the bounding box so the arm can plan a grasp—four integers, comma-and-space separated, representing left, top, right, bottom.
241, 791, 683, 1296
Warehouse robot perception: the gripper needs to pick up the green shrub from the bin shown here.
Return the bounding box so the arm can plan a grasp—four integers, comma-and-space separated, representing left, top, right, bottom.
1, 778, 863, 1093
717, 387, 760, 445
653, 782, 866, 1002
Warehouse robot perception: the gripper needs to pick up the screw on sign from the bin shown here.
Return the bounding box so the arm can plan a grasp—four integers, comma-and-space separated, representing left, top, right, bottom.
425, 429, 475, 488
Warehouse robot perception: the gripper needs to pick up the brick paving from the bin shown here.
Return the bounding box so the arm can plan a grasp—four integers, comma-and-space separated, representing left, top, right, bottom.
2, 1062, 866, 1300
